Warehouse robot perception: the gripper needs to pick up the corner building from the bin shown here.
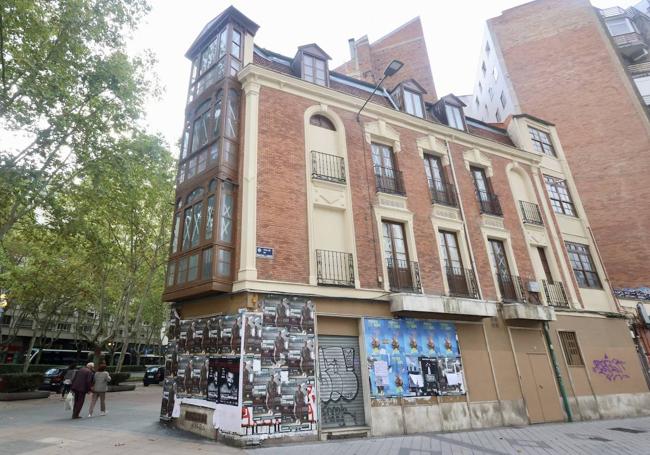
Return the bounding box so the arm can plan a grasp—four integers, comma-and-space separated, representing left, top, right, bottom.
161, 6, 650, 446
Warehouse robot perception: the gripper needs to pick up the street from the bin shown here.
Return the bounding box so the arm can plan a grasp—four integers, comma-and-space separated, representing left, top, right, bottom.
3, 386, 650, 454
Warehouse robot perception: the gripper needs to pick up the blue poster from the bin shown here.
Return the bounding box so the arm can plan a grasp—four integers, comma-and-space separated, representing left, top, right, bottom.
364, 318, 465, 398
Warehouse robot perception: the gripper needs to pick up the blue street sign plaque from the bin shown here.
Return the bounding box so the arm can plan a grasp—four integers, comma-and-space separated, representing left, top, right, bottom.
256, 247, 274, 258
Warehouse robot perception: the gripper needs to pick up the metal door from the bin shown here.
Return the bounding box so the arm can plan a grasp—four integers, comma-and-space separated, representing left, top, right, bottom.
317, 335, 365, 429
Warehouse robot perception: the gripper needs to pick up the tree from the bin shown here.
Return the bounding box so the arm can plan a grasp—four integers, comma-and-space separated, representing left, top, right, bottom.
0, 0, 152, 240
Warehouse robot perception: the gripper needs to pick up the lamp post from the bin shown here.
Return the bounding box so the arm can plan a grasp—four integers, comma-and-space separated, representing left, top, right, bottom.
356, 59, 404, 122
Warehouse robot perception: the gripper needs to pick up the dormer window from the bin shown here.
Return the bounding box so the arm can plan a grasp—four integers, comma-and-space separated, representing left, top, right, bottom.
445, 104, 465, 130
304, 54, 326, 85
403, 89, 424, 118
529, 127, 556, 157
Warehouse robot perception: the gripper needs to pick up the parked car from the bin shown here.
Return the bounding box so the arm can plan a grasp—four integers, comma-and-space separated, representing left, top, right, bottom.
39, 368, 66, 392
143, 366, 164, 386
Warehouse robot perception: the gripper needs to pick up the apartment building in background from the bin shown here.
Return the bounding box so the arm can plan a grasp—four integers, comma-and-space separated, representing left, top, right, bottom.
160, 5, 650, 446
467, 0, 650, 316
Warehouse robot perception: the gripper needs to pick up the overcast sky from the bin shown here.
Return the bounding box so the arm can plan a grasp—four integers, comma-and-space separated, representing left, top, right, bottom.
129, 0, 636, 156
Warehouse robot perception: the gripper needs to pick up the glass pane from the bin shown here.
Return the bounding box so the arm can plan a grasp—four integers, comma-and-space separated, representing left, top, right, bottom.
181, 126, 190, 159
182, 208, 192, 250
219, 183, 234, 243
205, 195, 215, 240
219, 30, 228, 59
187, 157, 196, 180
231, 30, 241, 58
226, 89, 240, 138
178, 257, 188, 284
197, 151, 206, 174
224, 140, 237, 167
217, 249, 232, 276
188, 254, 198, 281
172, 214, 180, 253
213, 91, 222, 137
202, 248, 213, 280
382, 222, 393, 260
166, 262, 176, 287
191, 202, 202, 247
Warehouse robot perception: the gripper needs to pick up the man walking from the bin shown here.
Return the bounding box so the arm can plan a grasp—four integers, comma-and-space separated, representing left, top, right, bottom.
71, 362, 94, 419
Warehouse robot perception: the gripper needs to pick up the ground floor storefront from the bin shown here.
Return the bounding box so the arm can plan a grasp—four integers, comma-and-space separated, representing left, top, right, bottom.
162, 292, 650, 446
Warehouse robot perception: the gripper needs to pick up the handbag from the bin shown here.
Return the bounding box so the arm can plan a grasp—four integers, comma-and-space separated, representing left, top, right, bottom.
64, 392, 74, 411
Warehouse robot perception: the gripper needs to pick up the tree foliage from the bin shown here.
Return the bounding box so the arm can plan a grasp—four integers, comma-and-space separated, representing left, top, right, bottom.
0, 0, 175, 371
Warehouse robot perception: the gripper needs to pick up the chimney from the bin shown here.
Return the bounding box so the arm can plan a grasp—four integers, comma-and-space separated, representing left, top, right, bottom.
348, 38, 358, 70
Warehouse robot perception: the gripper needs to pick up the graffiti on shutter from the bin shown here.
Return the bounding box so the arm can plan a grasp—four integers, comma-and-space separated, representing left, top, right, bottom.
318, 335, 365, 428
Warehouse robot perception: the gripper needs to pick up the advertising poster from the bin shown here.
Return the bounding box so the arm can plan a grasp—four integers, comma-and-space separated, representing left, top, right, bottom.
244, 314, 262, 354
287, 334, 314, 378
207, 357, 240, 405
289, 299, 314, 334
177, 320, 189, 354
176, 354, 191, 396
241, 355, 259, 404
161, 378, 176, 419
261, 326, 288, 367
219, 315, 241, 355
206, 316, 221, 353
363, 318, 464, 398
191, 355, 208, 398
192, 319, 206, 353
167, 316, 179, 341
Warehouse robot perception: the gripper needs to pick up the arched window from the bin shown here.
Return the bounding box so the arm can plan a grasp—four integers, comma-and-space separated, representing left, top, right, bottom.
310, 114, 336, 131
186, 187, 204, 205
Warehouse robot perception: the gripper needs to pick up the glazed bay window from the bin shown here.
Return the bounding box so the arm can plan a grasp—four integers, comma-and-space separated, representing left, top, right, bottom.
202, 248, 213, 280
544, 175, 576, 216
219, 182, 234, 243
566, 242, 602, 289
529, 127, 556, 157
217, 249, 232, 277
403, 89, 424, 118
303, 54, 327, 86
187, 254, 199, 282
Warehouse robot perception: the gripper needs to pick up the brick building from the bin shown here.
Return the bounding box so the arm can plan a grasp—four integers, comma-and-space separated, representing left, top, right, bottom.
467, 0, 650, 308
160, 6, 650, 445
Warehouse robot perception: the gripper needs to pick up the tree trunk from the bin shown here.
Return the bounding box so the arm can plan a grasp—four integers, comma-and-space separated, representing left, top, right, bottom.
22, 335, 36, 373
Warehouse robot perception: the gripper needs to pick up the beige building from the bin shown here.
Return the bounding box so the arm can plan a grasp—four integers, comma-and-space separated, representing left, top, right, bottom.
160, 6, 650, 446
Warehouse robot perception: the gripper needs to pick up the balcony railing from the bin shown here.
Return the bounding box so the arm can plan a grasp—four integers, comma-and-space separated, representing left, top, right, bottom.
374, 165, 406, 195
496, 273, 541, 304
445, 266, 479, 299
613, 31, 645, 48
316, 250, 355, 287
387, 258, 422, 293
429, 181, 458, 207
476, 191, 503, 216
311, 150, 346, 184
519, 201, 543, 225
542, 280, 569, 307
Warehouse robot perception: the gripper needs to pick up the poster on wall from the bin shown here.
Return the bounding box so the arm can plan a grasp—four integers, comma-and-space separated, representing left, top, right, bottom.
207, 357, 240, 405
363, 318, 465, 398
176, 354, 191, 396
244, 314, 262, 354
191, 355, 208, 398
161, 378, 176, 419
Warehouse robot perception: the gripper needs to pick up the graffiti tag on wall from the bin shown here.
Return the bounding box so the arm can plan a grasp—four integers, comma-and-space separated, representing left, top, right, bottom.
318, 345, 361, 427
592, 354, 630, 381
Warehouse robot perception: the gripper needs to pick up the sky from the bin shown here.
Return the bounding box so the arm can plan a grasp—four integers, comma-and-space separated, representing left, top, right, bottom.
129, 0, 637, 156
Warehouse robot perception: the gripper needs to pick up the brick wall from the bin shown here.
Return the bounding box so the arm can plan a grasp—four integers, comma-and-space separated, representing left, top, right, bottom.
491, 0, 650, 289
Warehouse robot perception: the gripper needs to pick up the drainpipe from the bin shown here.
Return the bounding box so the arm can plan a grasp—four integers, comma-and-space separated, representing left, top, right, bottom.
542, 321, 573, 422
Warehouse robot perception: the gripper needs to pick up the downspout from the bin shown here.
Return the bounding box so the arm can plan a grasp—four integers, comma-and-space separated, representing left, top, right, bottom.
542, 321, 573, 422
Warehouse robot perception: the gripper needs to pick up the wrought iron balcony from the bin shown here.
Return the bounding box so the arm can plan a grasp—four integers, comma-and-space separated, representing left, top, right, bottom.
497, 273, 541, 304
374, 165, 406, 195
542, 280, 569, 307
476, 190, 503, 216
316, 250, 354, 287
519, 201, 543, 225
311, 150, 346, 184
445, 266, 479, 299
386, 258, 422, 293
429, 181, 458, 207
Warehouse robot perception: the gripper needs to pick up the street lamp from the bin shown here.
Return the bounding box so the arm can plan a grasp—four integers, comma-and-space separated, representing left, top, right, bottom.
356, 59, 404, 122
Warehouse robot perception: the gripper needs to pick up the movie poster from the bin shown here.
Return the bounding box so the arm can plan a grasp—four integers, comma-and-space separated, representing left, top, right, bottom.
219, 315, 241, 355
192, 319, 206, 353
363, 318, 465, 398
206, 316, 221, 353
241, 355, 259, 404
167, 315, 179, 341
263, 296, 291, 328
289, 299, 314, 334
243, 314, 262, 354
191, 356, 208, 398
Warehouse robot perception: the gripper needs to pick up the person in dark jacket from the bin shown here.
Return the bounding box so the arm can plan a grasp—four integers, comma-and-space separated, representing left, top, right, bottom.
70, 362, 94, 419
61, 364, 77, 398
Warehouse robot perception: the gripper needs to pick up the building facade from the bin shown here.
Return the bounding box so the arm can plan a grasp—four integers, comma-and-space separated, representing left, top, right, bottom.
160, 6, 650, 446
466, 0, 650, 309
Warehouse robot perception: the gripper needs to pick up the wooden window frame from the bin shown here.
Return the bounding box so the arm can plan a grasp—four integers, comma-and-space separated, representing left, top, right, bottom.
529, 127, 556, 157
544, 175, 576, 217
302, 53, 328, 86
565, 241, 602, 289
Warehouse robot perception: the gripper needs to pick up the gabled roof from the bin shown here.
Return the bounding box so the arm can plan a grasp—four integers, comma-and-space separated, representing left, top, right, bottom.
439, 93, 467, 108
185, 5, 259, 59
391, 78, 428, 94
295, 43, 332, 60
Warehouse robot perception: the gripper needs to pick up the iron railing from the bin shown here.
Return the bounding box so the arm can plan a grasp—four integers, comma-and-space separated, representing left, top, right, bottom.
311, 151, 346, 184
476, 190, 503, 216
519, 201, 544, 225
496, 273, 541, 304
445, 266, 479, 299
374, 165, 406, 195
316, 250, 355, 287
386, 258, 422, 293
429, 181, 458, 207
542, 280, 569, 307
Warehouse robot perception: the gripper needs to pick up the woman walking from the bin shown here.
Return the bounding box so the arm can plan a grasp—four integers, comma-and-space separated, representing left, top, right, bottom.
88, 363, 111, 417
